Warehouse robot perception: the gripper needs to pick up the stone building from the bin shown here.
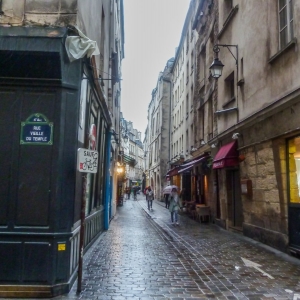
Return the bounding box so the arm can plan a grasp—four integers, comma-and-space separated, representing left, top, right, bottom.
191, 0, 300, 256
168, 1, 199, 193
120, 118, 144, 190
0, 0, 124, 297
145, 59, 173, 200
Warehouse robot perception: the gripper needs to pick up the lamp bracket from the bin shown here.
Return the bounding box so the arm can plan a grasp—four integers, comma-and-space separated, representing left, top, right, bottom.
213, 44, 238, 63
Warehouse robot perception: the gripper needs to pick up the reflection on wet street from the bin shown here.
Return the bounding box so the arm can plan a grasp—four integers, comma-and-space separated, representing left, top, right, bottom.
22, 194, 300, 299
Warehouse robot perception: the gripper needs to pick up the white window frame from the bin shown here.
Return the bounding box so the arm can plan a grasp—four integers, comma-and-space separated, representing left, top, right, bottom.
278, 0, 294, 49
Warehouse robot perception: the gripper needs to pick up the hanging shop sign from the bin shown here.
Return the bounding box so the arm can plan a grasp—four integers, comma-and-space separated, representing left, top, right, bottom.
77, 148, 98, 173
20, 113, 53, 145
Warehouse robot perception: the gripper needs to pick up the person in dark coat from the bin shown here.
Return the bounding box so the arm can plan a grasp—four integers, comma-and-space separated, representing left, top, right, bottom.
164, 193, 170, 209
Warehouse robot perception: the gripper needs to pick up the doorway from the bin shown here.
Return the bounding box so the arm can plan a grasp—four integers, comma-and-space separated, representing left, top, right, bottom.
226, 169, 243, 228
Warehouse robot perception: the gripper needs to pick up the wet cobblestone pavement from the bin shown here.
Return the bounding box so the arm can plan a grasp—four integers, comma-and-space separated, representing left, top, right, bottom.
8, 194, 300, 299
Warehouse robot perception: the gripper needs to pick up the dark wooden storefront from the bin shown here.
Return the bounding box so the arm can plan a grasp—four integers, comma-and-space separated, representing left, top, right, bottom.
0, 27, 108, 298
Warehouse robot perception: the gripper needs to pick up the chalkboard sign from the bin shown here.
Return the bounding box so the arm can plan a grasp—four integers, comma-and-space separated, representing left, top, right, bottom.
20, 113, 53, 145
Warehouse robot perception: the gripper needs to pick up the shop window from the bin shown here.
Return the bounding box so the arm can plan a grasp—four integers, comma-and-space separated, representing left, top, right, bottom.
288, 137, 300, 203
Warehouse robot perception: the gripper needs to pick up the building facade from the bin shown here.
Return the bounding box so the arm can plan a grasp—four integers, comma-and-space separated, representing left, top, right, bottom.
0, 0, 124, 297
145, 59, 173, 200
167, 0, 200, 198
191, 0, 300, 256
153, 0, 300, 258
120, 118, 144, 191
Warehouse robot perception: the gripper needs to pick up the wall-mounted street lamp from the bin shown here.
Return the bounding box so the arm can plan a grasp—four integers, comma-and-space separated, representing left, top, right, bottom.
209, 44, 238, 79
123, 134, 129, 143
209, 58, 224, 79
209, 44, 239, 122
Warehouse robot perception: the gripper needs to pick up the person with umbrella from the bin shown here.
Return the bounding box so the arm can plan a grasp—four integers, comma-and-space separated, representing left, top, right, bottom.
169, 187, 182, 225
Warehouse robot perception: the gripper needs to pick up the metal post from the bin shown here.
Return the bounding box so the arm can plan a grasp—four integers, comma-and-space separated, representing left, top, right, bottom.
104, 129, 112, 230
77, 174, 87, 294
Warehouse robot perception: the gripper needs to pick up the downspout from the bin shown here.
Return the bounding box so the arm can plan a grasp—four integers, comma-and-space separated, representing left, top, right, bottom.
104, 128, 112, 230
162, 77, 172, 171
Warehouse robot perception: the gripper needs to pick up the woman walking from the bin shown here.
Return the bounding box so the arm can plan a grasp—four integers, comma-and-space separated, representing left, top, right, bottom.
169, 187, 182, 225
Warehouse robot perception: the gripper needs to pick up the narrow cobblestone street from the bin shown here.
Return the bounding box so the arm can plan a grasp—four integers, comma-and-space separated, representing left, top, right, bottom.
11, 194, 300, 300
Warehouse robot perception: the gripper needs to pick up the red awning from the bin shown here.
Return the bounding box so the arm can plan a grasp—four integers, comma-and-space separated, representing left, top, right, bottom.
212, 141, 238, 169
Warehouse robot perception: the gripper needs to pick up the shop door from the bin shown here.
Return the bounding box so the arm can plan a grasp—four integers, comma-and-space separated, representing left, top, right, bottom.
227, 169, 243, 228
182, 174, 191, 201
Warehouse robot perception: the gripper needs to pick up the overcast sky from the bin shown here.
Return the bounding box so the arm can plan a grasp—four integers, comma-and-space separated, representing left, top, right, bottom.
121, 0, 191, 140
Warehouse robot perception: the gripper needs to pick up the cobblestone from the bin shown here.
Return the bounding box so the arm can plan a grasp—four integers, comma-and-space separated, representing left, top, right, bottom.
5, 194, 300, 299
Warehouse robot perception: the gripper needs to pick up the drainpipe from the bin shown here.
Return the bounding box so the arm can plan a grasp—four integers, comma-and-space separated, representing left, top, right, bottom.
162, 77, 172, 169
104, 128, 112, 230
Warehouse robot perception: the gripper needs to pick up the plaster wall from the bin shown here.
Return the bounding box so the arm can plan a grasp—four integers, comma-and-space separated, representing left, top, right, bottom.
217, 0, 300, 136
171, 1, 198, 159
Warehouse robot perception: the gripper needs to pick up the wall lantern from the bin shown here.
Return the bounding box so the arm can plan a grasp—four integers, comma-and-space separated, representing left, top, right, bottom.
123, 134, 128, 143
209, 44, 238, 79
209, 58, 224, 79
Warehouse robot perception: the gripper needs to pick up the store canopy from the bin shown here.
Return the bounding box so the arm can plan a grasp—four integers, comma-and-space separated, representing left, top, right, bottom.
212, 141, 239, 169
123, 154, 136, 167
178, 154, 209, 174
165, 166, 181, 177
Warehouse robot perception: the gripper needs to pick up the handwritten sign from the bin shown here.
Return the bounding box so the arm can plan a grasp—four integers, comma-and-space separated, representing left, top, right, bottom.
20, 113, 53, 145
77, 148, 98, 173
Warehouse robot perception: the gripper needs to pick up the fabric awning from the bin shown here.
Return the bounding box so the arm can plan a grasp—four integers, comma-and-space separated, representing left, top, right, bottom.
166, 166, 182, 177
212, 141, 238, 169
123, 154, 136, 167
178, 155, 208, 174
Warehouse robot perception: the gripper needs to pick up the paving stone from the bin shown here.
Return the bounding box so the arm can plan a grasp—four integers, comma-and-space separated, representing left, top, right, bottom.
6, 196, 300, 300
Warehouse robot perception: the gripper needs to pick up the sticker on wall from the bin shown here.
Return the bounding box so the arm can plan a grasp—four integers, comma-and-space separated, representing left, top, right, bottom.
57, 243, 66, 251
20, 113, 53, 145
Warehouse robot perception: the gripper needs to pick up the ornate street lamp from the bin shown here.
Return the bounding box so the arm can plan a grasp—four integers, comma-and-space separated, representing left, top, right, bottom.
209, 44, 238, 79
209, 58, 224, 79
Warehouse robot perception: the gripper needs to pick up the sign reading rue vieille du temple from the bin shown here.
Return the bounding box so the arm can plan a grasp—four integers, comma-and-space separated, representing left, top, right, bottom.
20, 113, 53, 145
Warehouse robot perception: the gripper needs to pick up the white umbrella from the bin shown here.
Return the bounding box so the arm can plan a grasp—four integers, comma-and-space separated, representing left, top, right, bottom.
163, 185, 179, 195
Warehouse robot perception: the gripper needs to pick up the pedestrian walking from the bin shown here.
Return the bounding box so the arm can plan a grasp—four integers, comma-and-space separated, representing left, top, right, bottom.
126, 187, 131, 199
146, 187, 154, 210
164, 193, 170, 209
133, 188, 137, 200
169, 187, 182, 225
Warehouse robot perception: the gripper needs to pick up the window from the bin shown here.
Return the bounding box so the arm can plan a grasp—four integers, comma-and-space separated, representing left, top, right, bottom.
224, 71, 235, 102
279, 0, 294, 49
224, 0, 233, 18
186, 94, 189, 117
186, 61, 189, 83
207, 97, 213, 140
198, 108, 204, 141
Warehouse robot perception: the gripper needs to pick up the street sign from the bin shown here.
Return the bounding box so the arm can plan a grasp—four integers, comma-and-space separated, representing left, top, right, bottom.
77, 148, 98, 173
20, 113, 53, 145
